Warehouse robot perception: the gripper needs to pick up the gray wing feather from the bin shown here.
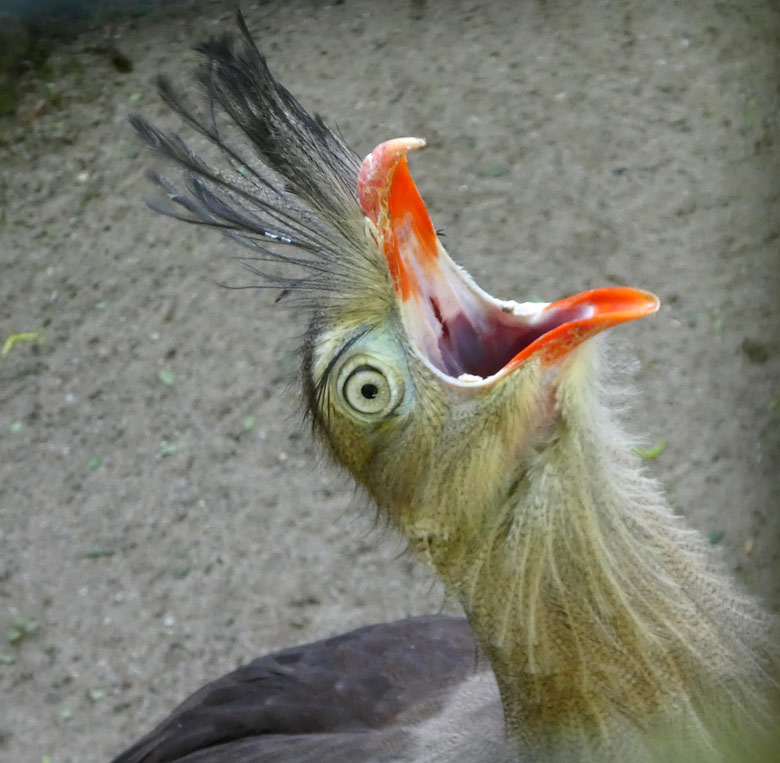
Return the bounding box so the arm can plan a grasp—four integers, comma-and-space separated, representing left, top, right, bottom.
110, 615, 503, 763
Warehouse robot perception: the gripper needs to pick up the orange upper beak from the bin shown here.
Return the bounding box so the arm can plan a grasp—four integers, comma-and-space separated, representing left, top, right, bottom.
358, 138, 659, 381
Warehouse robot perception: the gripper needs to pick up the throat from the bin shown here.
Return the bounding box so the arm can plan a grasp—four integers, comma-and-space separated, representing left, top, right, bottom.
428, 411, 776, 757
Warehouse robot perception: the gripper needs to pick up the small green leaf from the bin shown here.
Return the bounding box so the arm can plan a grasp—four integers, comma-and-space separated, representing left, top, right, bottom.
111, 141, 139, 160
157, 369, 177, 387
88, 688, 106, 703
242, 414, 257, 431
10, 420, 24, 434
84, 544, 114, 559
86, 455, 103, 470
708, 530, 725, 545
159, 440, 183, 458
172, 561, 191, 580
277, 350, 298, 376
7, 617, 38, 644
45, 81, 62, 106
1, 332, 42, 356
478, 165, 510, 178
633, 441, 667, 460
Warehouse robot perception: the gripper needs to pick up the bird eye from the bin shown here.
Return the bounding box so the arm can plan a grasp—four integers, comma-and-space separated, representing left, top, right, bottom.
337, 359, 404, 417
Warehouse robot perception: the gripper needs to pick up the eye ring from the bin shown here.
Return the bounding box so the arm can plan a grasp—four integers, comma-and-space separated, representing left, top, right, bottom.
336, 357, 404, 418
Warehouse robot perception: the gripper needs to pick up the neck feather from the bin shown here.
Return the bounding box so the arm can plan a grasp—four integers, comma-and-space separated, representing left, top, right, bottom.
432, 348, 778, 759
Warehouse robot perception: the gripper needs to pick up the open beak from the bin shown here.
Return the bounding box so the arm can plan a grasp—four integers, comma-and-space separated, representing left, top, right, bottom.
358, 138, 659, 384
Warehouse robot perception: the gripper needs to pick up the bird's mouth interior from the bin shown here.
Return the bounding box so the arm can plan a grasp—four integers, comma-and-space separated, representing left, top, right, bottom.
400, 256, 586, 380
421, 295, 559, 379
358, 138, 659, 384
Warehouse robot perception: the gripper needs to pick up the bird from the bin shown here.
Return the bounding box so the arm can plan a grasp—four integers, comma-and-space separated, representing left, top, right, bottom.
115, 12, 779, 763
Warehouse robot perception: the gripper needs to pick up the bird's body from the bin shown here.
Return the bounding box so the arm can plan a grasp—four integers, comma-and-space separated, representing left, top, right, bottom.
115, 13, 779, 762
112, 615, 514, 763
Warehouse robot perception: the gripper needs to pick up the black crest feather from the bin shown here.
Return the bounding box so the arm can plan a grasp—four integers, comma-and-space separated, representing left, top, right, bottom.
129, 10, 374, 298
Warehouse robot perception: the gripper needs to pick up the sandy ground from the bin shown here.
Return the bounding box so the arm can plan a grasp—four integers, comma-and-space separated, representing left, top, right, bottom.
0, 1, 778, 761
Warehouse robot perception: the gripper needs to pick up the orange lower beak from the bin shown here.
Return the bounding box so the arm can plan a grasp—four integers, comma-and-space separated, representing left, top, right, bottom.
359, 139, 659, 382
507, 287, 660, 368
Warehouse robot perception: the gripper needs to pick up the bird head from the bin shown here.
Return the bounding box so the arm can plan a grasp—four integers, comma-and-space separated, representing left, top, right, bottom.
131, 14, 658, 567
304, 136, 659, 562
130, 24, 780, 758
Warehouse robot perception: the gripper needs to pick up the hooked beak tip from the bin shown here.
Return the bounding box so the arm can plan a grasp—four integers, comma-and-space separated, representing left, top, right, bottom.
358, 137, 427, 221
358, 137, 439, 303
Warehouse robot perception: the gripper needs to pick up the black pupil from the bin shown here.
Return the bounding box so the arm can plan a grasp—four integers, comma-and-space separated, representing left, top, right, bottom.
361, 383, 379, 400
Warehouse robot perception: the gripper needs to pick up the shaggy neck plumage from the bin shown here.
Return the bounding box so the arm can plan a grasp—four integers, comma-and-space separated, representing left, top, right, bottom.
425, 348, 776, 759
